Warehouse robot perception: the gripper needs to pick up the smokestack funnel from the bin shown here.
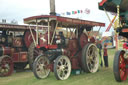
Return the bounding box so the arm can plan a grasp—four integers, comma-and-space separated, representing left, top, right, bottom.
50, 0, 56, 15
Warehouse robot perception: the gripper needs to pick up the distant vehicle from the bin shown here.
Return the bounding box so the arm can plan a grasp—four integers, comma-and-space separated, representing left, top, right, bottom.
0, 23, 47, 76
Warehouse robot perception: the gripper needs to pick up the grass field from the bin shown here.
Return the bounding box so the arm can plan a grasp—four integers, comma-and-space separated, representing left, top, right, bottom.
0, 49, 128, 85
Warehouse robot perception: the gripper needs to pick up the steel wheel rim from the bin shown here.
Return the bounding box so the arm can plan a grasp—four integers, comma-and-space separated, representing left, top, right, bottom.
35, 56, 50, 79
119, 53, 127, 81
56, 56, 71, 80
0, 57, 13, 76
86, 44, 99, 73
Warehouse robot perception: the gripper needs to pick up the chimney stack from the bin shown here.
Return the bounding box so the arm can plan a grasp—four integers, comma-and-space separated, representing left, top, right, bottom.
50, 0, 56, 15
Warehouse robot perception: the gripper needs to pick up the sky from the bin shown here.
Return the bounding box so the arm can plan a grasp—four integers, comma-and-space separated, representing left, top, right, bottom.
0, 0, 115, 32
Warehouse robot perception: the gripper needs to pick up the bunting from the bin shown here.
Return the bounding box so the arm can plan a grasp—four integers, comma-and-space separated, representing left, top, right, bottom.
56, 8, 90, 16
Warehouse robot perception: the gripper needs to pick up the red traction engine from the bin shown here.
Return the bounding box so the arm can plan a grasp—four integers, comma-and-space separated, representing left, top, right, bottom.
24, 15, 105, 80
99, 0, 128, 82
0, 24, 45, 77
0, 30, 28, 76
33, 29, 99, 80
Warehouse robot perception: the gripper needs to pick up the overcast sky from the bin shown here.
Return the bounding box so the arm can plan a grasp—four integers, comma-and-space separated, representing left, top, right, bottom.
0, 0, 114, 32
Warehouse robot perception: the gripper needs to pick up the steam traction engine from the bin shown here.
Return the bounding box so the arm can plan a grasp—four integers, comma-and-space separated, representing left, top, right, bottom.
99, 0, 128, 82
0, 24, 46, 76
24, 15, 105, 80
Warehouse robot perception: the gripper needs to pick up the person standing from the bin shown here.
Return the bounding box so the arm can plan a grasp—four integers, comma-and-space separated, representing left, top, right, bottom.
103, 44, 109, 67
96, 40, 103, 67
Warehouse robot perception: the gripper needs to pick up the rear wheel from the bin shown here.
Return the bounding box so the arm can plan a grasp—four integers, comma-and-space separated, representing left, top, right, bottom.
54, 55, 71, 80
28, 42, 42, 69
82, 43, 99, 73
0, 55, 14, 77
113, 50, 127, 82
33, 54, 50, 79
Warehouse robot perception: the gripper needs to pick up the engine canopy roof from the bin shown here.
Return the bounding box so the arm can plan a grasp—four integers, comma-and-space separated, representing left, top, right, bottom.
24, 15, 105, 30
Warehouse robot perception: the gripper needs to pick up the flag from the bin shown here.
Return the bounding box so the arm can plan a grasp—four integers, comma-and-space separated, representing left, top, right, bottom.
74, 11, 77, 14
72, 11, 75, 14
85, 8, 90, 14
77, 10, 80, 13
77, 10, 83, 13
81, 10, 83, 13
66, 12, 71, 15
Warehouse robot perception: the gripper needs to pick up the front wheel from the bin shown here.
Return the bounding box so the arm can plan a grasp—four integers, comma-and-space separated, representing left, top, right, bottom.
113, 50, 127, 82
33, 54, 50, 79
54, 55, 71, 80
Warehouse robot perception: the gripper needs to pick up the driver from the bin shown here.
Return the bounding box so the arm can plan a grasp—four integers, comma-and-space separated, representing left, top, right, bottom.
56, 32, 65, 48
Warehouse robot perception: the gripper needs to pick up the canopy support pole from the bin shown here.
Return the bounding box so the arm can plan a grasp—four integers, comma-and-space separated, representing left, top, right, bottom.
117, 5, 120, 28
50, 21, 58, 45
116, 5, 120, 50
48, 20, 50, 45
29, 25, 36, 46
36, 19, 38, 45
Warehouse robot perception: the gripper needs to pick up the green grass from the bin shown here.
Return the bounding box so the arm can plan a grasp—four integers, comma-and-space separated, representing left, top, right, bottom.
0, 48, 128, 85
